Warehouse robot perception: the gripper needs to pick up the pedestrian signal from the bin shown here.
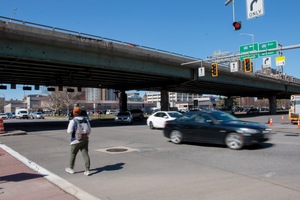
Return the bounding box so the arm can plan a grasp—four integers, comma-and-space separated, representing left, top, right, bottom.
211, 63, 218, 77
244, 58, 252, 72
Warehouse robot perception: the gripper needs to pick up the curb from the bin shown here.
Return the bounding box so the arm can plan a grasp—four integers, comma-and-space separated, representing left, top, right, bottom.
0, 130, 27, 137
0, 144, 100, 200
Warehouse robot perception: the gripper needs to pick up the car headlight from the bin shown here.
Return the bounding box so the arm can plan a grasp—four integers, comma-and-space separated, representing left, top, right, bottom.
237, 128, 260, 135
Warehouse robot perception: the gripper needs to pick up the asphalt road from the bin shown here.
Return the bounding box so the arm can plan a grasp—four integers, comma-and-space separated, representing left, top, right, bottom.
1, 114, 300, 200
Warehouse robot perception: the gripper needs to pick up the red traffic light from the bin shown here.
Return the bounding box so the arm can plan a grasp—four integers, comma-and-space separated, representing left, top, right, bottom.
243, 58, 252, 72
233, 21, 241, 30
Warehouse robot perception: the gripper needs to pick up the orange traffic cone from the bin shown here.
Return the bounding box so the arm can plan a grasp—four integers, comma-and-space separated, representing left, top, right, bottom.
281, 116, 285, 123
298, 120, 300, 129
0, 118, 4, 134
269, 118, 273, 126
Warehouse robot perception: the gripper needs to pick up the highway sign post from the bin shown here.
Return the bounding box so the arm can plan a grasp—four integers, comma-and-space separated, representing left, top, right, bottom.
259, 41, 278, 56
240, 41, 278, 60
239, 43, 258, 60
262, 57, 271, 68
276, 56, 286, 66
230, 61, 238, 72
198, 67, 205, 77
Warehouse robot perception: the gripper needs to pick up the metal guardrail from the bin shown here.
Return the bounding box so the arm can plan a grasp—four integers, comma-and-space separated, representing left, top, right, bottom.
0, 16, 201, 61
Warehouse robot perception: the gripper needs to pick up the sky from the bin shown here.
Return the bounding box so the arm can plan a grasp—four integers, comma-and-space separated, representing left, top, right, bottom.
0, 0, 300, 100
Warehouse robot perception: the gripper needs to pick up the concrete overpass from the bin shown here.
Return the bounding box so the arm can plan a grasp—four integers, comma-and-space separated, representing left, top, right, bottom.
0, 16, 300, 112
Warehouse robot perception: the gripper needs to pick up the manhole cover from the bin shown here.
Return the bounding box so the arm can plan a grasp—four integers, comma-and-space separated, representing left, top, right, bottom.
106, 148, 128, 152
96, 146, 139, 154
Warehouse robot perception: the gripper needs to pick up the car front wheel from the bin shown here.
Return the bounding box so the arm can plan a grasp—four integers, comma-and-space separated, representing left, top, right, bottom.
225, 133, 244, 150
170, 130, 183, 144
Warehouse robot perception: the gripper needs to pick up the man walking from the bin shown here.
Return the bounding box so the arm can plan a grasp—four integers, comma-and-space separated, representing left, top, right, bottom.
65, 106, 91, 176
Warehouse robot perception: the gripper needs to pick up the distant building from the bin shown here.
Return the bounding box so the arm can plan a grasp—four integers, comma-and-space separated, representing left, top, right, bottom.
85, 88, 118, 101
146, 92, 203, 103
3, 95, 47, 113
145, 92, 213, 110
4, 100, 25, 113
127, 93, 143, 102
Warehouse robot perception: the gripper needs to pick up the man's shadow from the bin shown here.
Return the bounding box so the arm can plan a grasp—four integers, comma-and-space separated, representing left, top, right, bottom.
78, 163, 125, 175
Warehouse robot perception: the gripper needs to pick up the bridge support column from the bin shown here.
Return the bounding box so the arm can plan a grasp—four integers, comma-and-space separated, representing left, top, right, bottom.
269, 96, 277, 115
160, 90, 169, 111
119, 90, 128, 112
225, 96, 233, 110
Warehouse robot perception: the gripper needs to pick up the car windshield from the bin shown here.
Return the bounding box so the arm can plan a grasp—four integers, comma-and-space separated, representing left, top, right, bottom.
117, 112, 130, 116
168, 112, 182, 118
210, 111, 237, 121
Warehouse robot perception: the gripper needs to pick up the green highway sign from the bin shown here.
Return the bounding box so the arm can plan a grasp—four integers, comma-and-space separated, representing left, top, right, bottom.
240, 43, 258, 53
239, 43, 259, 60
259, 41, 278, 56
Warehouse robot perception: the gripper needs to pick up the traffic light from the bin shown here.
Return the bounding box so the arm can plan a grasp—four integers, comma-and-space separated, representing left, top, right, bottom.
211, 63, 218, 77
233, 21, 241, 30
243, 58, 252, 72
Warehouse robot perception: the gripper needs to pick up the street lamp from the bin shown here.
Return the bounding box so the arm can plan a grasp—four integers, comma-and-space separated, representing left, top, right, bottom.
240, 33, 254, 48
240, 33, 256, 71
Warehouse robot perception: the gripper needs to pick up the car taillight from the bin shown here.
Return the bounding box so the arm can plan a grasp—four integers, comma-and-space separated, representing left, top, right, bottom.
164, 121, 169, 127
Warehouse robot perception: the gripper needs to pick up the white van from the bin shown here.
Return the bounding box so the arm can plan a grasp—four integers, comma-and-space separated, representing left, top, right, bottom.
15, 108, 29, 119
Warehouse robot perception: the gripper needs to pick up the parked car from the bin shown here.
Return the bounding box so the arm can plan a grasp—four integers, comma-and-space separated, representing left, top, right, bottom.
5, 112, 15, 119
0, 113, 8, 120
130, 109, 144, 120
246, 107, 260, 114
147, 111, 182, 129
106, 109, 119, 115
29, 112, 45, 119
114, 111, 133, 124
259, 107, 269, 112
15, 108, 29, 119
163, 110, 271, 150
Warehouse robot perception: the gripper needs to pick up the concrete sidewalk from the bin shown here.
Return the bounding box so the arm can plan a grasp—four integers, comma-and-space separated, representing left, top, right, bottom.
0, 144, 99, 200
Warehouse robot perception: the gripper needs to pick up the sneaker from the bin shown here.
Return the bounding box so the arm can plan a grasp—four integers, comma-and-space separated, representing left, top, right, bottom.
84, 170, 90, 176
65, 168, 75, 174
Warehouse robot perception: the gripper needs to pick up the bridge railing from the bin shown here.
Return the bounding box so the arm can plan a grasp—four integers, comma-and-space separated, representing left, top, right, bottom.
0, 16, 200, 61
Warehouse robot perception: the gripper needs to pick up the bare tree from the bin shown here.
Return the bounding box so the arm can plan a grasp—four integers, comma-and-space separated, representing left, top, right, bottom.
42, 87, 85, 116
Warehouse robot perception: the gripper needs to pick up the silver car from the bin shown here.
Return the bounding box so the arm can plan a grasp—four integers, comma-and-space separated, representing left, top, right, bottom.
30, 112, 45, 119
0, 113, 8, 120
115, 111, 133, 124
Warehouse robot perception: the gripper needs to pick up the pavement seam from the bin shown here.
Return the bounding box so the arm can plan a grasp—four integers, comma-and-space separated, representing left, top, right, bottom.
0, 144, 100, 200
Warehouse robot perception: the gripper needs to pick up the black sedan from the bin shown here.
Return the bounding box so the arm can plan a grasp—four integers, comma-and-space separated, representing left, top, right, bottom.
163, 110, 271, 150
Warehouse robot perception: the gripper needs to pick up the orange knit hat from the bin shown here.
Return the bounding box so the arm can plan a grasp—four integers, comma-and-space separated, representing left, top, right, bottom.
73, 107, 81, 116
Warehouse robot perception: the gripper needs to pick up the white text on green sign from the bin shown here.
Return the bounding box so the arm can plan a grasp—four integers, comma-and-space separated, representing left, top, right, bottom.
239, 43, 259, 60
259, 41, 278, 56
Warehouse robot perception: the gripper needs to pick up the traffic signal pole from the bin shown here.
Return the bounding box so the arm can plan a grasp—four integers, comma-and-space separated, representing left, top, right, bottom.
181, 43, 300, 66
225, 0, 235, 22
